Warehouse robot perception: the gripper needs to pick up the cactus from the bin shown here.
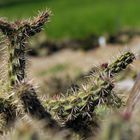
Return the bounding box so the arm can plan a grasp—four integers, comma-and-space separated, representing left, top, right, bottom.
44, 51, 135, 119
0, 10, 52, 133
0, 10, 51, 88
44, 51, 135, 137
103, 51, 135, 76
0, 8, 137, 139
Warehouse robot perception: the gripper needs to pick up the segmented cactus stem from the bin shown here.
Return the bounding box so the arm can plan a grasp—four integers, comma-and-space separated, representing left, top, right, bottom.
45, 51, 135, 122
0, 10, 51, 88
21, 10, 51, 37
104, 51, 135, 76
43, 51, 135, 138
7, 36, 26, 87
0, 10, 52, 134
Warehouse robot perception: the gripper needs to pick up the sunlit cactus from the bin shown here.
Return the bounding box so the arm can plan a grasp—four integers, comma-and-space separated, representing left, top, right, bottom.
0, 10, 52, 133
44, 51, 135, 137
0, 8, 137, 140
0, 10, 51, 88
104, 51, 135, 76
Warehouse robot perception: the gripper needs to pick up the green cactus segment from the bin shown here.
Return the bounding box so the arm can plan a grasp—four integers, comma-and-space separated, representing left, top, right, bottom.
104, 51, 135, 76
16, 82, 62, 133
21, 10, 50, 37
0, 10, 52, 133
45, 51, 135, 124
8, 36, 26, 87
0, 10, 50, 88
98, 113, 133, 140
45, 80, 121, 123
0, 9, 136, 139
0, 98, 16, 131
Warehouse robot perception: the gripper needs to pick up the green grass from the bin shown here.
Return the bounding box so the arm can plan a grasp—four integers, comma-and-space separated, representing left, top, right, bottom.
0, 0, 140, 39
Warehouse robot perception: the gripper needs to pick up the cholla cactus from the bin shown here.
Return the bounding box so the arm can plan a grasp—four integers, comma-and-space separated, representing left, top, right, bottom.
0, 8, 137, 139
0, 10, 52, 132
95, 74, 140, 140
0, 10, 51, 87
15, 82, 62, 134
44, 51, 135, 137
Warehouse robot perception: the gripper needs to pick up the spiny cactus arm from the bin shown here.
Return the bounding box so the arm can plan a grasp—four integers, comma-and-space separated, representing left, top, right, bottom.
21, 10, 51, 37
43, 51, 135, 138
0, 19, 16, 36
0, 18, 26, 87
45, 80, 121, 123
0, 10, 51, 88
87, 51, 135, 80
44, 51, 135, 122
104, 51, 135, 76
44, 80, 121, 138
16, 82, 63, 133
7, 10, 51, 88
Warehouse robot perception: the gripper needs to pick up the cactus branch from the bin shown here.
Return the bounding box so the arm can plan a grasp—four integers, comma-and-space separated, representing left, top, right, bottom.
7, 35, 26, 87
21, 10, 51, 38
0, 10, 51, 88
104, 51, 135, 76
0, 10, 52, 134
43, 51, 135, 137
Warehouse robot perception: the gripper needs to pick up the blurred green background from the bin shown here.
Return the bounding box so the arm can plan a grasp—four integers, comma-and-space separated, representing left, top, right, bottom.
0, 0, 140, 39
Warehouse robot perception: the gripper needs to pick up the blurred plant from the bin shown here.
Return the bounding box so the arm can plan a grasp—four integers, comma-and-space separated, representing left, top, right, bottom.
96, 75, 140, 140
